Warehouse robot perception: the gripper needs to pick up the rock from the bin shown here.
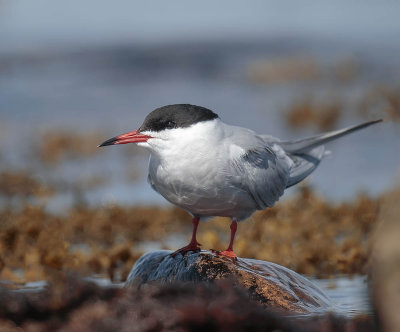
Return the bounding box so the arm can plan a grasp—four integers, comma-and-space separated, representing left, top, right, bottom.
125, 250, 334, 314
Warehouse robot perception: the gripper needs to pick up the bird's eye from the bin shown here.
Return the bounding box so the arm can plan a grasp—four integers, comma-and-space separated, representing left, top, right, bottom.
166, 121, 175, 129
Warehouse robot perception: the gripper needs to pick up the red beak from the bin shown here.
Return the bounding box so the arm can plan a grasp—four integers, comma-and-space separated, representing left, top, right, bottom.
98, 130, 152, 147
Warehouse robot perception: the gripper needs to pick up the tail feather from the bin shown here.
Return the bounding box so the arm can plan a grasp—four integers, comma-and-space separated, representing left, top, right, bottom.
279, 119, 383, 154
280, 119, 383, 188
285, 146, 325, 188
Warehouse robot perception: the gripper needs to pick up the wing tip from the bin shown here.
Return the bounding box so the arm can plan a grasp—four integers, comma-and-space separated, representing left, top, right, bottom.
366, 118, 384, 125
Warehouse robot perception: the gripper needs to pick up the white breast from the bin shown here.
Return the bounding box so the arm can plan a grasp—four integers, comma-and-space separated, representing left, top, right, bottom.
146, 119, 259, 219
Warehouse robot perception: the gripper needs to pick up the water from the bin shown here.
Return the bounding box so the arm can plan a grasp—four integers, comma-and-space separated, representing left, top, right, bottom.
1, 40, 399, 213
314, 275, 372, 317
1, 1, 400, 52
2, 2, 400, 211
1, 2, 400, 211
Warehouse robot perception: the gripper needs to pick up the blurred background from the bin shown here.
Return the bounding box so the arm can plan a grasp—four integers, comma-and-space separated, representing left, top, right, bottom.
1, 0, 400, 210
0, 0, 400, 320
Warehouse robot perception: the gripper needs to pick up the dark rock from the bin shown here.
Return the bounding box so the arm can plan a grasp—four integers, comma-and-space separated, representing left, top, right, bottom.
125, 250, 334, 314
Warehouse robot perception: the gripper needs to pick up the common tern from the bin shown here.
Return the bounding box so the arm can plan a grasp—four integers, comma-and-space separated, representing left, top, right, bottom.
99, 104, 382, 259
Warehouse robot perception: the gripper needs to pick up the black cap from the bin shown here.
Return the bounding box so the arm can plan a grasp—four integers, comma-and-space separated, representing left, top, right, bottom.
139, 104, 219, 132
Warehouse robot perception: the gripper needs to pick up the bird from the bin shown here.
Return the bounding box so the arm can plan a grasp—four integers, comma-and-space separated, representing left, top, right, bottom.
99, 104, 382, 259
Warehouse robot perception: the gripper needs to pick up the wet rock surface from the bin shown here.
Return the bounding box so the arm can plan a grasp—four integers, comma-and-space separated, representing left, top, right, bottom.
126, 250, 334, 314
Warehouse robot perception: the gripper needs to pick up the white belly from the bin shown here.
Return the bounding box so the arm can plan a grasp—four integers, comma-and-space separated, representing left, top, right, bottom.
147, 153, 257, 220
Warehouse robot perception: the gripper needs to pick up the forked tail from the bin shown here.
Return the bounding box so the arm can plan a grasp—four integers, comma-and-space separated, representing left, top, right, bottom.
279, 119, 383, 154
281, 119, 383, 188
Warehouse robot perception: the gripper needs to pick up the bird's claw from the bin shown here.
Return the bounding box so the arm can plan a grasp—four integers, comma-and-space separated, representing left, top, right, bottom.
211, 249, 237, 261
171, 244, 201, 257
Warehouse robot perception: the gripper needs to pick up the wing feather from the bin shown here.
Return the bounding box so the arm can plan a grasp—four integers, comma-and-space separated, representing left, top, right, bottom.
230, 143, 290, 210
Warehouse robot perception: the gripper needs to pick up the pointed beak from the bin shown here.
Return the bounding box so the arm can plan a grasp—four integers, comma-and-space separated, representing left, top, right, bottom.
98, 130, 152, 147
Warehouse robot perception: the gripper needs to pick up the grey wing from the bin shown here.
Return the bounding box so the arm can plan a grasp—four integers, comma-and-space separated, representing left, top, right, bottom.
147, 173, 158, 192
230, 144, 291, 210
147, 155, 160, 193
260, 134, 326, 189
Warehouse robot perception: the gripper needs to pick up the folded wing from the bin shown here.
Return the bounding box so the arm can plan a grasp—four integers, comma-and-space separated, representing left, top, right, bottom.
230, 144, 290, 210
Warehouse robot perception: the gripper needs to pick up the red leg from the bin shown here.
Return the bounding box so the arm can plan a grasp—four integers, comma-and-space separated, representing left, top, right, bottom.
171, 217, 201, 257
216, 219, 238, 260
